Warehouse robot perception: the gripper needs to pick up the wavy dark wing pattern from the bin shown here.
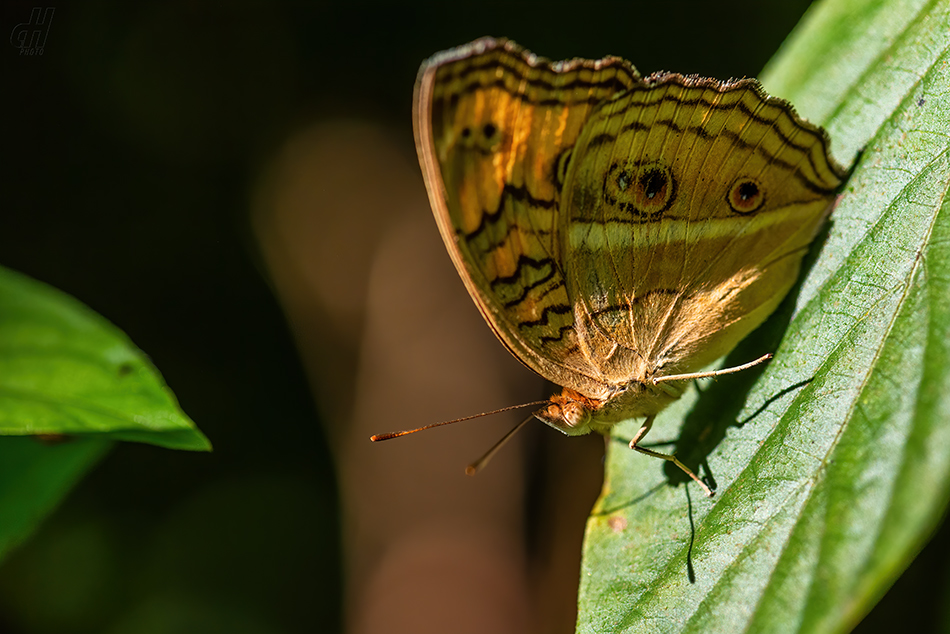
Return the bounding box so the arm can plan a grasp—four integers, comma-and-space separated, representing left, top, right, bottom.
562, 75, 846, 383
414, 37, 640, 397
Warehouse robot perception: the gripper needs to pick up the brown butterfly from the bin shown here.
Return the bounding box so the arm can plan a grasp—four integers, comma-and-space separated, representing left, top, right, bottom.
378, 37, 845, 496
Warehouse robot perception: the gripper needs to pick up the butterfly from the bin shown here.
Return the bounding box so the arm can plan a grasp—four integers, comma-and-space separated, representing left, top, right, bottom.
403, 37, 845, 496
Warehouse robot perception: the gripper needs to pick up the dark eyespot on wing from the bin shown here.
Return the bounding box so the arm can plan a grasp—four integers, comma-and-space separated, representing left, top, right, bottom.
727, 178, 765, 214
602, 160, 677, 219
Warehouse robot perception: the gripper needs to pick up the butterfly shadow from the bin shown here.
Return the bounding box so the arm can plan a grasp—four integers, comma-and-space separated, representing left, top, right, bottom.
613, 218, 832, 487
600, 219, 832, 580
666, 216, 833, 490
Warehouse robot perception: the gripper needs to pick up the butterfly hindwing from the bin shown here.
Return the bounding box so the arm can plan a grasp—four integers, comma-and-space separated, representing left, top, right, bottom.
562, 76, 845, 382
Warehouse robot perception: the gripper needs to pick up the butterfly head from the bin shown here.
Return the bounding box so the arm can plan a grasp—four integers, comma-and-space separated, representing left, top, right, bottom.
534, 389, 601, 436
535, 378, 687, 437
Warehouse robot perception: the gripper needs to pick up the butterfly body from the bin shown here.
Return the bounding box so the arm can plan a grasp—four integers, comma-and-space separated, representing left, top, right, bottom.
538, 382, 683, 437
414, 38, 844, 444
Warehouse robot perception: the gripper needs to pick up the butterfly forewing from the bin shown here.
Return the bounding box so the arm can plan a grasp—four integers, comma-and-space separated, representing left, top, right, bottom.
414, 38, 641, 398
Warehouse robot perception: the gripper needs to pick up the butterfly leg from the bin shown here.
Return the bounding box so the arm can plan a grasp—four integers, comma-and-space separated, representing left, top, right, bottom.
652, 354, 772, 385
628, 415, 714, 498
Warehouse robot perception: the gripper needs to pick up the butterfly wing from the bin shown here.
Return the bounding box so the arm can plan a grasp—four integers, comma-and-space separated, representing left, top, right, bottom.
561, 75, 846, 383
414, 38, 640, 398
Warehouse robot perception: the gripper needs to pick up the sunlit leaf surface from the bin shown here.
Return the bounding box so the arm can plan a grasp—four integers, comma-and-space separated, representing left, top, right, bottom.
577, 1, 949, 632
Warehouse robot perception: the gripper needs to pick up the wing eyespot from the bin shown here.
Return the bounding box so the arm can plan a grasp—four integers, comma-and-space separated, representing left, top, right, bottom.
604, 160, 676, 219
727, 178, 765, 214
456, 122, 502, 152
468, 121, 501, 151
639, 167, 668, 202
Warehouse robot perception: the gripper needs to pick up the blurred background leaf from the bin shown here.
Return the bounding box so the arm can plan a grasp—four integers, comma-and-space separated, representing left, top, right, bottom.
0, 266, 210, 450
0, 265, 209, 562
0, 438, 111, 562
578, 1, 950, 632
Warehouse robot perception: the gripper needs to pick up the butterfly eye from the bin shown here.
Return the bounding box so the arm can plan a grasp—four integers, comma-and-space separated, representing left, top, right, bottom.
728, 178, 765, 214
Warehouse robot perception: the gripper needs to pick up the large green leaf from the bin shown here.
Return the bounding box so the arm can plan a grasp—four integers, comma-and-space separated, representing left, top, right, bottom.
577, 1, 950, 632
0, 266, 210, 561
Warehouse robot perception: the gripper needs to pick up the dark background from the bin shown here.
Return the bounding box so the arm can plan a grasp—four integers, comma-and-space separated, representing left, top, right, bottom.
1, 1, 946, 632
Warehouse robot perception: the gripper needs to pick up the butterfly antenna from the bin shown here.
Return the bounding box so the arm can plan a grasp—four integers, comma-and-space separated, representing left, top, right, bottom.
465, 413, 535, 476
369, 401, 547, 442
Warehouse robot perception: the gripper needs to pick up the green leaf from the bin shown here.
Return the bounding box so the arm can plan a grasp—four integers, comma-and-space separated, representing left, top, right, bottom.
577, 1, 950, 632
0, 266, 210, 451
0, 437, 111, 561
0, 266, 210, 561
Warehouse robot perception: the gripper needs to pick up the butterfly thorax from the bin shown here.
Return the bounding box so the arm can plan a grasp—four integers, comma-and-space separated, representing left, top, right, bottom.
535, 379, 683, 437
